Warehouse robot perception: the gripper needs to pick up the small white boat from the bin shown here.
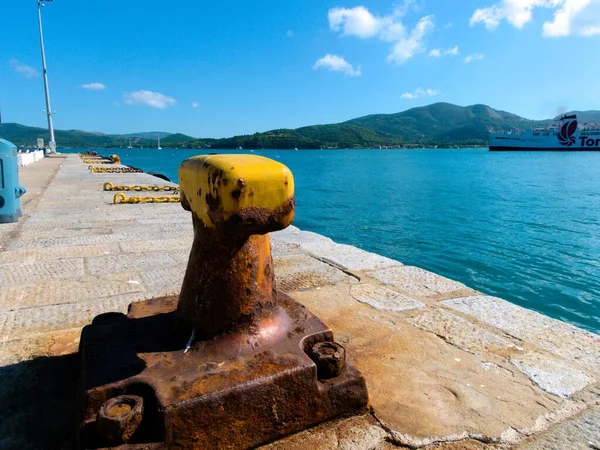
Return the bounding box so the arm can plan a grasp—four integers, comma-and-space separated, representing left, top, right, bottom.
157, 133, 162, 150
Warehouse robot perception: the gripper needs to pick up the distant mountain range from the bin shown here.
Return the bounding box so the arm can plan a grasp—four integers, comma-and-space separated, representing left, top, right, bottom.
0, 123, 197, 149
2, 103, 599, 149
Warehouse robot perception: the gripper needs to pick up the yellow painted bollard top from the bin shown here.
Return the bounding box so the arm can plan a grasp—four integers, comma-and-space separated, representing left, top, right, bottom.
178, 154, 295, 232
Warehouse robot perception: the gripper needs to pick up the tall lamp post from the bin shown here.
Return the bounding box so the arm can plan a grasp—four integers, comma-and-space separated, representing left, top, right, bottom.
37, 0, 56, 153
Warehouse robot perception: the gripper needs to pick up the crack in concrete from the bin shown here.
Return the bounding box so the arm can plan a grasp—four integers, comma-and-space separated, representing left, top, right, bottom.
305, 253, 363, 282
368, 409, 506, 449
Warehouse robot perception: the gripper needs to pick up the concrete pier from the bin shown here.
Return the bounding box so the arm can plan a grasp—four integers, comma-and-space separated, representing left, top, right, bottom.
0, 154, 598, 449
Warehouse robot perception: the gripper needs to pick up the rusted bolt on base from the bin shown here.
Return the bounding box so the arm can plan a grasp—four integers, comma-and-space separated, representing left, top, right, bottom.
309, 341, 346, 379
96, 395, 144, 444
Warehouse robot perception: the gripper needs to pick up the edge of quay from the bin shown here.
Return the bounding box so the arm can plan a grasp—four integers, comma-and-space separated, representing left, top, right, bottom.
0, 153, 598, 449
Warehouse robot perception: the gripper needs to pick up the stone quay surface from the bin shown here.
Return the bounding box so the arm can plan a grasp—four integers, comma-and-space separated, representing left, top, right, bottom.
0, 153, 598, 449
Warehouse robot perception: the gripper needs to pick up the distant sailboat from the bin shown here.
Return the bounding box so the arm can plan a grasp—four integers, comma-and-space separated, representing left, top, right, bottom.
157, 133, 162, 150
127, 138, 133, 149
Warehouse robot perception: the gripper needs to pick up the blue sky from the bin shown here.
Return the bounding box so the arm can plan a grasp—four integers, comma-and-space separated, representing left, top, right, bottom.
2, 0, 600, 137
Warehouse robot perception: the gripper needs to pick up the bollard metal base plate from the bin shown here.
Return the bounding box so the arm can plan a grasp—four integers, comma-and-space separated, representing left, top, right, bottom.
78, 293, 368, 449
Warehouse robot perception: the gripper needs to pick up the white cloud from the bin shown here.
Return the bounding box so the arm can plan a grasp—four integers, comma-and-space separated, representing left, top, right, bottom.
543, 0, 600, 36
328, 6, 435, 64
401, 87, 440, 100
444, 22, 454, 29
328, 6, 394, 39
470, 0, 600, 37
82, 83, 106, 91
191, 101, 199, 108
387, 15, 435, 64
124, 90, 176, 109
465, 53, 485, 63
8, 59, 38, 78
286, 30, 294, 38
313, 54, 361, 76
428, 46, 459, 57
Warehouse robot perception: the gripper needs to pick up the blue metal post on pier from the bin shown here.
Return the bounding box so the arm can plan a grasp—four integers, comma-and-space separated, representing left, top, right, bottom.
0, 139, 27, 223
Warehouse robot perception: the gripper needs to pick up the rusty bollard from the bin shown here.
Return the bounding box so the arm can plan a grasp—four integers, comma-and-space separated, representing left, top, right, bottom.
78, 154, 368, 450
177, 154, 295, 337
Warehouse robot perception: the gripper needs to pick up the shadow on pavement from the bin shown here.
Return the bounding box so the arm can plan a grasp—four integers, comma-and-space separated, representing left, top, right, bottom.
0, 353, 78, 450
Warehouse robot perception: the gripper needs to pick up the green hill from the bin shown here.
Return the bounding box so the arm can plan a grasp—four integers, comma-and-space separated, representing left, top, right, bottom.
345, 103, 534, 144
2, 103, 599, 149
209, 124, 404, 149
114, 131, 172, 139
161, 133, 198, 145
0, 123, 193, 148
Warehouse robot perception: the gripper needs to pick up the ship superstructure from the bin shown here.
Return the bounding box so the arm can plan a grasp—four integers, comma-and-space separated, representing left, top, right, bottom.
489, 114, 600, 151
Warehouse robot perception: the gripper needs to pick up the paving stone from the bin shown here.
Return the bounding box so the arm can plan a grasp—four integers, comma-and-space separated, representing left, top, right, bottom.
0, 293, 146, 341
271, 226, 333, 246
406, 309, 516, 354
481, 362, 516, 379
350, 283, 425, 312
17, 226, 114, 240
168, 249, 191, 265
8, 233, 125, 250
274, 254, 358, 292
119, 238, 192, 253
0, 243, 120, 263
258, 414, 387, 450
0, 275, 145, 311
366, 266, 467, 298
443, 296, 600, 372
0, 258, 85, 285
511, 352, 595, 398
160, 222, 193, 232
0, 328, 81, 366
272, 226, 401, 271
141, 265, 186, 297
270, 239, 303, 257
86, 251, 178, 276
135, 217, 189, 225
289, 284, 562, 449
518, 406, 600, 450
300, 241, 402, 271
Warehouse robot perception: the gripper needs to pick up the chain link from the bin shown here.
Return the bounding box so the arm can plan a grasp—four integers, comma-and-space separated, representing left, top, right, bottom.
113, 193, 181, 204
103, 182, 179, 192
89, 166, 143, 173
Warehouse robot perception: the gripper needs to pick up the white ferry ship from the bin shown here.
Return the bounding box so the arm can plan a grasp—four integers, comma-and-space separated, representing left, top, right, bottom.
489, 114, 600, 151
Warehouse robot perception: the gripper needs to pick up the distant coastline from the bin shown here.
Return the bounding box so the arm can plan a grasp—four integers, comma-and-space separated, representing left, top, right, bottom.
2, 102, 598, 150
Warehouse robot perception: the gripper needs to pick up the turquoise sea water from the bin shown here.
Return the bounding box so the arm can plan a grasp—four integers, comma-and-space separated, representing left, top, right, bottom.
69, 148, 600, 334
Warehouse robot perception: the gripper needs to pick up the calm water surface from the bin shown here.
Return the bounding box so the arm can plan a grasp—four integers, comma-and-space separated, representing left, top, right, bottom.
69, 148, 600, 333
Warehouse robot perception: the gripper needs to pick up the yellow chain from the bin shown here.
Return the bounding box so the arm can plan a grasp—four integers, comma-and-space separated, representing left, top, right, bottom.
103, 182, 179, 192
113, 193, 181, 204
83, 160, 114, 164
89, 166, 143, 173
81, 154, 121, 164
79, 154, 106, 160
